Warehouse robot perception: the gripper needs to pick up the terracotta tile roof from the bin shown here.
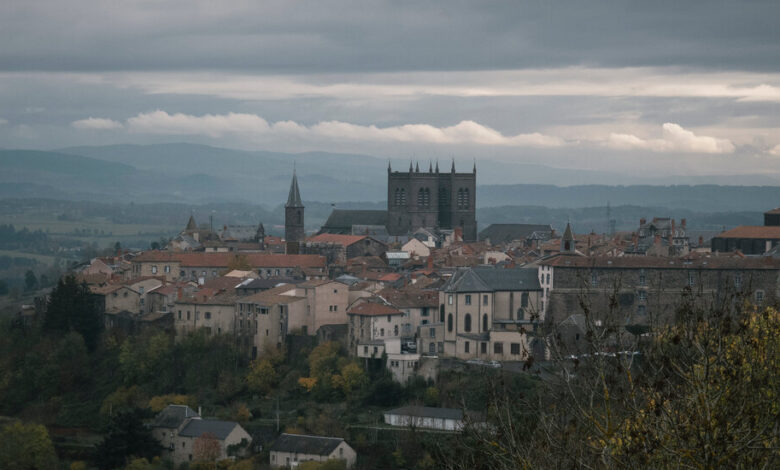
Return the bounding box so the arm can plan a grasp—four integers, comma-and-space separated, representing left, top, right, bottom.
378, 288, 438, 308
133, 251, 325, 268
714, 225, 780, 239
378, 273, 402, 282
764, 208, 780, 215
347, 301, 403, 316
307, 233, 367, 247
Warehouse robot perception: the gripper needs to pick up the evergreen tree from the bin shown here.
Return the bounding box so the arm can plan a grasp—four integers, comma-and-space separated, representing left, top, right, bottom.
44, 275, 103, 351
94, 409, 162, 470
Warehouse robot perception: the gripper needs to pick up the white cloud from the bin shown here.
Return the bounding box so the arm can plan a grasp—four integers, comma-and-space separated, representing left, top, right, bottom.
63, 67, 780, 102
123, 110, 565, 147
71, 117, 123, 130
605, 123, 735, 154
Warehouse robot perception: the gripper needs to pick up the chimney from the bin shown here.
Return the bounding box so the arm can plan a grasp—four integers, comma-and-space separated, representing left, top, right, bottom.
640, 218, 646, 226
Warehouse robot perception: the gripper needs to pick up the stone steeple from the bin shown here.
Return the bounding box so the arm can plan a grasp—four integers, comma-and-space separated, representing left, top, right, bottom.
185, 214, 197, 232
561, 222, 575, 253
284, 168, 305, 253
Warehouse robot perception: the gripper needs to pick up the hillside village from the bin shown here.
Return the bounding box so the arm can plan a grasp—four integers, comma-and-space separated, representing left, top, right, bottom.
12, 164, 780, 468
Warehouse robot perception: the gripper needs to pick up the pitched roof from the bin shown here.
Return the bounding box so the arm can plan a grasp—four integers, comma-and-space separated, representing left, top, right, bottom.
320, 210, 388, 234
540, 253, 780, 269
378, 288, 438, 308
150, 405, 200, 429
443, 267, 542, 292
307, 233, 367, 247
478, 224, 554, 244
178, 419, 240, 440
186, 215, 198, 231
134, 252, 326, 269
238, 289, 304, 306
270, 433, 344, 455
562, 223, 574, 241
384, 406, 463, 420
714, 225, 780, 239
286, 170, 303, 208
347, 301, 404, 316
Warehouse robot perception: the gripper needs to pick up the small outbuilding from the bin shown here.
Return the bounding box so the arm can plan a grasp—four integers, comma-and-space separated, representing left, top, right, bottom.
269, 433, 356, 468
383, 405, 484, 432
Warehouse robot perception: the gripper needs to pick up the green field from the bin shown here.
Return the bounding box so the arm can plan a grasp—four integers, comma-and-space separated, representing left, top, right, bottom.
0, 249, 64, 266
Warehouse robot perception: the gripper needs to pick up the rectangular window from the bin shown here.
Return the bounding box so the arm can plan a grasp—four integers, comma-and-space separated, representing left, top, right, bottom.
438, 342, 444, 353
464, 341, 470, 353
151, 265, 158, 274
178, 311, 182, 320
481, 342, 487, 354
546, 274, 550, 284
511, 343, 520, 355
735, 273, 742, 289
429, 327, 436, 338
638, 290, 647, 301
494, 342, 503, 354
639, 269, 646, 286
186, 311, 190, 320
465, 295, 472, 305
688, 272, 695, 287
590, 272, 598, 287
755, 290, 765, 305
448, 295, 453, 305
165, 265, 170, 273
482, 295, 488, 306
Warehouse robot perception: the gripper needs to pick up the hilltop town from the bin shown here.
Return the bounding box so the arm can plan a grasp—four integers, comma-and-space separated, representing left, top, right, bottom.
6, 163, 779, 468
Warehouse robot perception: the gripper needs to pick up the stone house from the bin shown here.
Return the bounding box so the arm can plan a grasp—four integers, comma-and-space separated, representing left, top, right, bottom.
305, 234, 388, 265
378, 287, 438, 338
235, 288, 306, 358
347, 299, 405, 356
280, 280, 349, 334
269, 433, 356, 469
174, 292, 237, 337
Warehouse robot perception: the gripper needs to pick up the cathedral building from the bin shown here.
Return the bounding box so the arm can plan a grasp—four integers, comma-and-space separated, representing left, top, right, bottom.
386, 161, 477, 241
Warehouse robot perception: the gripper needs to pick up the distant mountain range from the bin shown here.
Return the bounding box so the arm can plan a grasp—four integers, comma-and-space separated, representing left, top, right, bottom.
0, 144, 777, 216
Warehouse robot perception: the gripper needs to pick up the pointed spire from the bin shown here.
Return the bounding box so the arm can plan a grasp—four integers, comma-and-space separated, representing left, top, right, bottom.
435, 160, 439, 173
563, 222, 573, 241
388, 160, 392, 173
473, 158, 477, 173
415, 162, 420, 172
429, 160, 433, 173
185, 214, 197, 231
451, 158, 455, 173
409, 160, 413, 172
286, 167, 303, 208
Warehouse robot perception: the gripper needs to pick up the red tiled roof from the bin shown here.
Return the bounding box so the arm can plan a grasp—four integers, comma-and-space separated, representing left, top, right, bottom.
378, 273, 402, 282
714, 225, 780, 239
347, 301, 404, 316
133, 251, 325, 268
307, 233, 367, 247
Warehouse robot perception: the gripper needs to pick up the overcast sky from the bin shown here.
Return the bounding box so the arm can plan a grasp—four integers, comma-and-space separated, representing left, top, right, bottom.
2, 0, 780, 182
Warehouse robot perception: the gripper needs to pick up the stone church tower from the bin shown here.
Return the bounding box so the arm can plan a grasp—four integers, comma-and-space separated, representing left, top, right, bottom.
386, 160, 477, 241
285, 169, 305, 254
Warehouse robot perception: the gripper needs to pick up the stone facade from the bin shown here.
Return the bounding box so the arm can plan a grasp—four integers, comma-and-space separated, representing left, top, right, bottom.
386, 162, 477, 241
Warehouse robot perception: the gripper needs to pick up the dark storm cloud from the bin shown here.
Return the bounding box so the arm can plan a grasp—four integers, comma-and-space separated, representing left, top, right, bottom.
1, 1, 779, 73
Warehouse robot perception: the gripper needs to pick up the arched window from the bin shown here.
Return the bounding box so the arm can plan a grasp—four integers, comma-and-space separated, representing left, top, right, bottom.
394, 188, 406, 206
439, 188, 448, 208
457, 188, 470, 209
447, 314, 453, 332
482, 314, 488, 332
517, 308, 525, 321
521, 292, 529, 308
464, 314, 472, 332
417, 187, 430, 207
439, 304, 445, 323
